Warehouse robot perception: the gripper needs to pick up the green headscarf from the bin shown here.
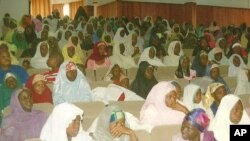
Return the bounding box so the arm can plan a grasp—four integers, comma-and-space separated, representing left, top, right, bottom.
0, 73, 22, 113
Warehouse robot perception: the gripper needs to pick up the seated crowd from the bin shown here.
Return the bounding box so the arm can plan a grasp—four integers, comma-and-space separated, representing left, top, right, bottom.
1, 6, 250, 141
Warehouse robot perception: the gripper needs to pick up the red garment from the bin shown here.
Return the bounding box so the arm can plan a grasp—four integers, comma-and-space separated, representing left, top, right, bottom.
43, 68, 59, 83
85, 41, 108, 67
25, 74, 53, 104
117, 92, 125, 101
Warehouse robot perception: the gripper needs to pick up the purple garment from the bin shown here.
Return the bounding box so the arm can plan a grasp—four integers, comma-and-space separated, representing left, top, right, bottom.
203, 130, 216, 141
0, 88, 47, 141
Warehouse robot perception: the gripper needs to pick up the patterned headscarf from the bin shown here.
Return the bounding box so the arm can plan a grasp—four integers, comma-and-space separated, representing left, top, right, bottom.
184, 108, 210, 132
110, 108, 125, 123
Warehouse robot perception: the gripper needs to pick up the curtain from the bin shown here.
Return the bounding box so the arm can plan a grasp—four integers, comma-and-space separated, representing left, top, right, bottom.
52, 4, 64, 18
69, 1, 83, 19
30, 0, 51, 18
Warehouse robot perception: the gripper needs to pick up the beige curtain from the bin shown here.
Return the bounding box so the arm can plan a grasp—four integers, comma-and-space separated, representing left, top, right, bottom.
52, 4, 64, 18
30, 0, 51, 18
69, 1, 83, 19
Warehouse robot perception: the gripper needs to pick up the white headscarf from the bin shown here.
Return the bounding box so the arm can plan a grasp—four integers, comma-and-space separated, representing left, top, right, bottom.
113, 27, 127, 45
92, 83, 144, 105
209, 94, 250, 141
163, 41, 184, 66
228, 54, 246, 77
40, 103, 93, 141
140, 81, 185, 126
183, 84, 205, 111
30, 41, 49, 69
53, 61, 92, 105
208, 47, 229, 65
111, 43, 137, 69
235, 68, 250, 95
126, 22, 135, 34
137, 47, 165, 67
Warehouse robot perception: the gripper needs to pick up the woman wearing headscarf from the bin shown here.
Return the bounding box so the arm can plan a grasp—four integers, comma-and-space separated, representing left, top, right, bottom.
130, 61, 158, 99
172, 108, 216, 141
0, 88, 47, 141
209, 95, 250, 141
208, 47, 229, 65
191, 50, 210, 77
124, 32, 141, 62
89, 106, 140, 141
137, 46, 165, 67
103, 63, 126, 83
192, 37, 211, 57
25, 74, 53, 104
86, 41, 111, 70
12, 26, 29, 50
235, 68, 250, 95
62, 38, 84, 65
113, 27, 127, 45
53, 61, 92, 105
164, 40, 184, 66
111, 42, 137, 69
206, 64, 231, 94
214, 37, 230, 56
228, 54, 246, 77
140, 81, 188, 127
30, 41, 49, 69
40, 103, 92, 141
204, 83, 227, 117
0, 41, 19, 65
175, 55, 196, 80
0, 73, 22, 116
59, 30, 72, 49
183, 84, 205, 111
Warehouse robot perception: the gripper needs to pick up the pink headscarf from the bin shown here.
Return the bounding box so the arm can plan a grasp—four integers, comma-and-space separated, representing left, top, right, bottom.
88, 41, 108, 61
140, 81, 185, 126
0, 88, 47, 141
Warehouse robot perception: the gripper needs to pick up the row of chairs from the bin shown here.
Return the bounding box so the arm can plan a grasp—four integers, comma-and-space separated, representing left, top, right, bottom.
11, 92, 250, 141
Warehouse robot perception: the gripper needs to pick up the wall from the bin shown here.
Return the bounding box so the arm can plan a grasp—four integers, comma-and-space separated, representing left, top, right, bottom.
0, 0, 29, 37
96, 0, 250, 27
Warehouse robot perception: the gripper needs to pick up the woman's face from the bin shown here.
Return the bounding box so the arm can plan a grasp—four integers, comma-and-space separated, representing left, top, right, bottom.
120, 30, 125, 37
6, 76, 17, 89
193, 89, 202, 104
174, 43, 181, 55
40, 43, 48, 57
67, 47, 75, 58
165, 90, 177, 107
233, 46, 241, 55
210, 67, 220, 79
32, 80, 46, 95
104, 35, 111, 43
200, 55, 208, 66
200, 38, 208, 49
119, 78, 129, 89
109, 119, 125, 134
47, 56, 58, 68
212, 86, 226, 103
181, 58, 190, 70
71, 36, 78, 46
66, 115, 81, 138
41, 30, 48, 41
233, 56, 241, 67
107, 24, 112, 32
18, 89, 33, 112
66, 70, 77, 81
144, 66, 154, 80
230, 100, 243, 124
181, 120, 200, 140
65, 31, 72, 40
119, 43, 125, 54
215, 52, 222, 61
111, 65, 121, 78
87, 24, 93, 34
219, 39, 227, 49
149, 48, 155, 59
98, 45, 107, 56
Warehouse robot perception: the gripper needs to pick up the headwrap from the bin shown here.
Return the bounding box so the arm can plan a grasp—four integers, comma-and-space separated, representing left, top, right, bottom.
110, 108, 125, 123
66, 61, 77, 71
4, 72, 16, 81
32, 74, 45, 84
184, 108, 210, 132
204, 82, 224, 109
232, 42, 242, 49
210, 64, 219, 70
